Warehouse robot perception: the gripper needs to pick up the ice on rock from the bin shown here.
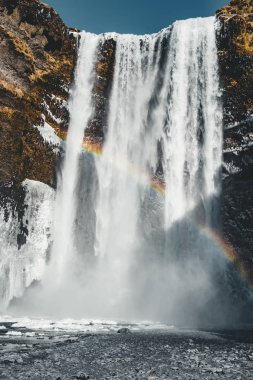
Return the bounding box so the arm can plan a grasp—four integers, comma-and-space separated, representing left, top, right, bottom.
0, 180, 55, 309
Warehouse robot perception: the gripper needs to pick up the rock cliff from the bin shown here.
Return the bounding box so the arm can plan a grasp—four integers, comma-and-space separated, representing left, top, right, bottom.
216, 0, 253, 281
0, 0, 77, 225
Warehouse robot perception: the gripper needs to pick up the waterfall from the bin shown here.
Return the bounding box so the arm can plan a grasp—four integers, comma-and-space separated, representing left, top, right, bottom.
88, 17, 224, 321
93, 33, 162, 311
6, 17, 230, 325
48, 33, 100, 283
161, 18, 223, 228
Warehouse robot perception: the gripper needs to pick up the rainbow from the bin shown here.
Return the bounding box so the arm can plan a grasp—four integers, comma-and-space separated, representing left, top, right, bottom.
83, 140, 102, 156
198, 225, 253, 289
82, 138, 253, 289
83, 139, 166, 195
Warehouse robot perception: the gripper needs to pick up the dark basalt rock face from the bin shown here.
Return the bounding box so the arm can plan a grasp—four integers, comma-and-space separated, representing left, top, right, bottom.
84, 38, 116, 150
216, 0, 253, 283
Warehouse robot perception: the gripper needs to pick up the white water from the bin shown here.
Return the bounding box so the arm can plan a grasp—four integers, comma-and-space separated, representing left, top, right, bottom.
161, 19, 223, 228
1, 18, 232, 325
48, 33, 100, 284
84, 17, 224, 321
92, 33, 163, 312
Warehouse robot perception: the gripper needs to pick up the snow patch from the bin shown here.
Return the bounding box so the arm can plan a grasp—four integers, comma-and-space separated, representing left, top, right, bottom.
6, 331, 22, 336
223, 162, 242, 175
42, 100, 64, 124
35, 121, 62, 150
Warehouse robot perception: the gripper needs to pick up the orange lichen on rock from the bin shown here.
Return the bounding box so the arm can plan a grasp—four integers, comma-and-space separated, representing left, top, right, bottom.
216, 0, 253, 122
0, 106, 16, 117
217, 0, 253, 55
0, 25, 35, 62
0, 80, 24, 98
96, 61, 110, 76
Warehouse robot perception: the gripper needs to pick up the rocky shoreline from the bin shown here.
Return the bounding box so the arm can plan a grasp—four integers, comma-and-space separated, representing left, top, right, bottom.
0, 324, 253, 379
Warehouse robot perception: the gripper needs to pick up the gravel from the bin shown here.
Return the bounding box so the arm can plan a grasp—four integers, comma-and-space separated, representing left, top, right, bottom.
0, 327, 252, 379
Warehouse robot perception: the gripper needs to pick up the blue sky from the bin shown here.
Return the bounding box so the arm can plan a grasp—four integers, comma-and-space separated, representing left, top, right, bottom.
46, 0, 230, 34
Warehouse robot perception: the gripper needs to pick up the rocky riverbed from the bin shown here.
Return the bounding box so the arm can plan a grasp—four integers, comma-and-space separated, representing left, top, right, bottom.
0, 320, 252, 379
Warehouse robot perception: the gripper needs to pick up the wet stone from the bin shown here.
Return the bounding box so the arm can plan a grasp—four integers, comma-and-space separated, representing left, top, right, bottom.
117, 328, 131, 334
0, 329, 252, 379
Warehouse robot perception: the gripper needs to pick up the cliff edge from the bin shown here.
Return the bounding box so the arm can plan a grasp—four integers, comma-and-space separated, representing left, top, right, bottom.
216, 0, 253, 278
